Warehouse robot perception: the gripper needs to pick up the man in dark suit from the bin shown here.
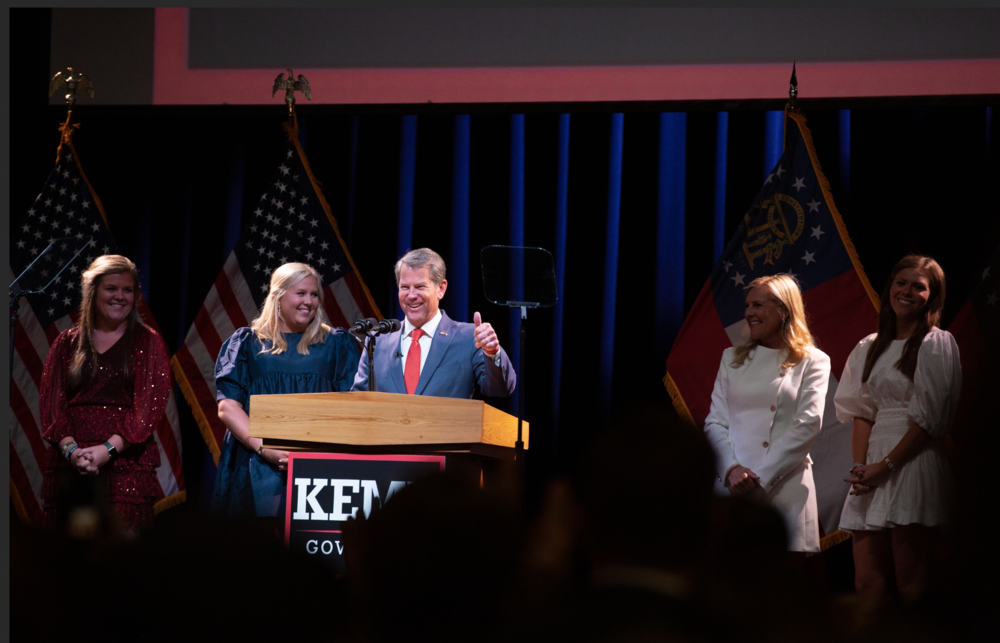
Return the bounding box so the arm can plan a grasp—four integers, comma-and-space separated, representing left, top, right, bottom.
351, 247, 515, 398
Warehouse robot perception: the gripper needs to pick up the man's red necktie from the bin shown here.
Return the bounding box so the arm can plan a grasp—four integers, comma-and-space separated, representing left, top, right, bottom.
404, 328, 425, 395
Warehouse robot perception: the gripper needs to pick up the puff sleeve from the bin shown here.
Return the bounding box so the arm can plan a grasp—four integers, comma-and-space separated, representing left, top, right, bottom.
215, 328, 255, 409
703, 350, 740, 480
834, 334, 877, 424
907, 329, 962, 439
116, 328, 172, 445
330, 330, 361, 392
39, 329, 75, 444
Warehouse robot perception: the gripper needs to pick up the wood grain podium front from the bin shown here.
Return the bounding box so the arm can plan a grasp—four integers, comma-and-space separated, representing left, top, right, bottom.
248, 390, 529, 460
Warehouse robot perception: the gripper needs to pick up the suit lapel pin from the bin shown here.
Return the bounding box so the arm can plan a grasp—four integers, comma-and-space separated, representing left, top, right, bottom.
440, 331, 448, 336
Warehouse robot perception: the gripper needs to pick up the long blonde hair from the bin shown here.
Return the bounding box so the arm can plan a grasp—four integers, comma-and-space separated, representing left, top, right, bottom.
863, 255, 945, 383
731, 274, 815, 370
251, 262, 331, 354
68, 255, 146, 389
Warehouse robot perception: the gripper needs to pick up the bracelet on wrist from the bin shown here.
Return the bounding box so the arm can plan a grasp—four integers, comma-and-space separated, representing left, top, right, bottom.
851, 462, 865, 471
257, 441, 265, 458
63, 443, 78, 461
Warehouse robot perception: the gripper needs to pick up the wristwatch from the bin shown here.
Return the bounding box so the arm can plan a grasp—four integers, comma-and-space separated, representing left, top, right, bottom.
883, 456, 896, 471
104, 441, 118, 460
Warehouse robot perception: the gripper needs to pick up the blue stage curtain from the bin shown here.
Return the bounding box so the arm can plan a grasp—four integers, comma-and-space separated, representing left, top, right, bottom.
450, 114, 471, 324
395, 114, 418, 319
839, 109, 851, 209
551, 114, 570, 438
508, 114, 525, 414
714, 112, 729, 262
764, 110, 784, 178
655, 113, 687, 359
600, 113, 624, 417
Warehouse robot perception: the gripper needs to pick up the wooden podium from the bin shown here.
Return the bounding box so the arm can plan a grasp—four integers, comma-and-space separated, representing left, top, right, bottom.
249, 390, 529, 460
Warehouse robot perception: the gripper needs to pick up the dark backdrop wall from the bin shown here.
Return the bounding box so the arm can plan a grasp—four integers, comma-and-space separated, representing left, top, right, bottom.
11, 9, 1000, 510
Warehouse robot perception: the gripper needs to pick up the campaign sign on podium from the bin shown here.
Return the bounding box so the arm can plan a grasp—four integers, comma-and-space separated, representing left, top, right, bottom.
284, 453, 445, 573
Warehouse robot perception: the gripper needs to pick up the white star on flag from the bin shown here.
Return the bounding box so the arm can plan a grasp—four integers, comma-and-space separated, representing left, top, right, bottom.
802, 250, 816, 265
731, 271, 745, 286
806, 199, 821, 213
810, 226, 825, 240
792, 177, 806, 191
987, 292, 998, 307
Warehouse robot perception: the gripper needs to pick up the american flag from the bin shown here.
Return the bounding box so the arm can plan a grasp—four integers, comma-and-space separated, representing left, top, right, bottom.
9, 139, 186, 524
171, 125, 380, 461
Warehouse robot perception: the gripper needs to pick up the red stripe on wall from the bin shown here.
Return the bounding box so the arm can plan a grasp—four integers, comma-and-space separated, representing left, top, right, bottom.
153, 9, 1000, 105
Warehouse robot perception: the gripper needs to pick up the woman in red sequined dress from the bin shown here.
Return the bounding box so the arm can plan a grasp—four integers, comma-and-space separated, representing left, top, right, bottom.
39, 255, 172, 532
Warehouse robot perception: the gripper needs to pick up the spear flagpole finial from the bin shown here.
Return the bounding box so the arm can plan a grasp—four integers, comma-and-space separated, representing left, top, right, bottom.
49, 67, 95, 107
789, 60, 798, 110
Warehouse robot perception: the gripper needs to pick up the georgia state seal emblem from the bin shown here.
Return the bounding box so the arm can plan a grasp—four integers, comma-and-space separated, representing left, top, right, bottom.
741, 193, 805, 269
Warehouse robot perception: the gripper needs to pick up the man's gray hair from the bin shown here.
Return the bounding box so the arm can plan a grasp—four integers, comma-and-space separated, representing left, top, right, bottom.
395, 248, 447, 286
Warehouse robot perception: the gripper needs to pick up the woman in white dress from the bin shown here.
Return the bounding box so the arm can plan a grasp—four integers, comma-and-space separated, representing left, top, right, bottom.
836, 255, 961, 600
704, 274, 831, 553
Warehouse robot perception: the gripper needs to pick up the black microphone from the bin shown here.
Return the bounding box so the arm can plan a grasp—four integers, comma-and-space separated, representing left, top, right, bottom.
349, 318, 378, 337
372, 319, 402, 335
394, 350, 404, 359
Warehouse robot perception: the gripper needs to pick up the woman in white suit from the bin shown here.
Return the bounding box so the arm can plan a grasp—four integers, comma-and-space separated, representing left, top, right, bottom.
704, 274, 831, 553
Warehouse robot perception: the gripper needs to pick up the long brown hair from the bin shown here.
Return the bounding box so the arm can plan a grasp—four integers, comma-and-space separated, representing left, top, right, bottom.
862, 255, 945, 382
731, 274, 815, 370
67, 255, 146, 389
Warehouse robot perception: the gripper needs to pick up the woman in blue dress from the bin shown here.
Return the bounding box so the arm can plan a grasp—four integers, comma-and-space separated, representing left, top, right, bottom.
211, 262, 359, 520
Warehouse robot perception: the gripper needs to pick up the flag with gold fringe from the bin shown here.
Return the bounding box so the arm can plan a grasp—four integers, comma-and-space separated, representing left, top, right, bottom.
664, 107, 879, 549
171, 114, 380, 463
10, 112, 186, 524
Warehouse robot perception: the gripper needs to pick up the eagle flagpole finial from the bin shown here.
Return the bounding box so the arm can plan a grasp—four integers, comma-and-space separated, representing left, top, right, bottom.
789, 60, 798, 111
49, 67, 95, 107
272, 68, 312, 116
